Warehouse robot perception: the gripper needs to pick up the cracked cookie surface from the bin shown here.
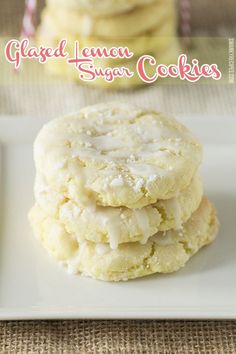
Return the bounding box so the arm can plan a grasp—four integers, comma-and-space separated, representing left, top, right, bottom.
34, 102, 202, 208
34, 174, 203, 248
29, 197, 218, 281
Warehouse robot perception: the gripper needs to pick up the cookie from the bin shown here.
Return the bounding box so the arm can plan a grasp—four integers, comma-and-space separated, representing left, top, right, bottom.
34, 174, 203, 248
46, 0, 175, 38
39, 38, 180, 88
38, 9, 177, 59
46, 0, 157, 16
34, 102, 202, 208
29, 197, 219, 281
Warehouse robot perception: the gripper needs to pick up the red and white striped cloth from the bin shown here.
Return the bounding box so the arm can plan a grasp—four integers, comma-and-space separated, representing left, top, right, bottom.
179, 0, 191, 47
21, 0, 37, 39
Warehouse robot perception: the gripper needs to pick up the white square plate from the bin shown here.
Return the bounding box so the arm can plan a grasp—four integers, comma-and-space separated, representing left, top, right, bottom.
0, 114, 236, 320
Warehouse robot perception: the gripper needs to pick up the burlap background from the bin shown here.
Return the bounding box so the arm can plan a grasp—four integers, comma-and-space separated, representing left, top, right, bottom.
0, 1, 236, 353
0, 320, 235, 353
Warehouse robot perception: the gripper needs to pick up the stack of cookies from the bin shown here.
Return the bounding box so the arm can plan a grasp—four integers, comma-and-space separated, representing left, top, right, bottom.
29, 102, 219, 281
37, 0, 180, 88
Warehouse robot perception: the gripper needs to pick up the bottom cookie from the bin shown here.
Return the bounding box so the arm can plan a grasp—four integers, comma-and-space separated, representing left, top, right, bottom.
29, 197, 218, 281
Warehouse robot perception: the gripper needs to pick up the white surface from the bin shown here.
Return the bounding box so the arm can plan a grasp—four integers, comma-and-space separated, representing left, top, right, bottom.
0, 114, 236, 320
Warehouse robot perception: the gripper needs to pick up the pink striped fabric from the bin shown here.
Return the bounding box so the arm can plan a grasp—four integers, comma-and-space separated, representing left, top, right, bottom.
21, 0, 37, 38
179, 0, 191, 47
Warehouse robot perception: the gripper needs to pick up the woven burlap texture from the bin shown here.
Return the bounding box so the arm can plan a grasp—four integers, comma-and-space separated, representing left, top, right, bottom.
0, 320, 236, 353
1, 0, 236, 353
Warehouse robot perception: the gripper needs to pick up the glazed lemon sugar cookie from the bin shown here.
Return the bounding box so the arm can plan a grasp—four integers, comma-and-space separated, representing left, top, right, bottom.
38, 38, 180, 89
46, 0, 175, 38
37, 0, 179, 88
34, 102, 202, 209
34, 173, 203, 248
29, 103, 218, 282
37, 8, 180, 89
38, 8, 177, 60
29, 197, 219, 281
46, 0, 157, 16
39, 39, 180, 89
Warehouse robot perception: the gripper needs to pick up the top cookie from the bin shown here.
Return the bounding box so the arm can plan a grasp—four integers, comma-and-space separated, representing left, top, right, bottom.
34, 102, 202, 208
46, 0, 173, 38
46, 0, 157, 16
